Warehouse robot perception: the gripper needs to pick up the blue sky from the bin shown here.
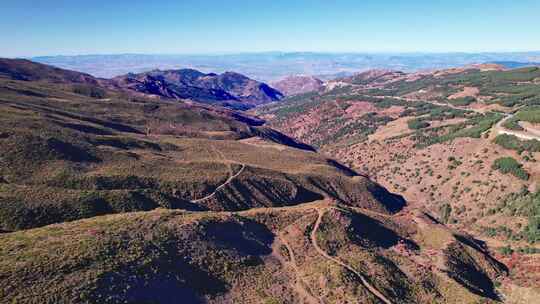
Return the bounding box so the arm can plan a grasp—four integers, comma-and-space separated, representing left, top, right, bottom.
2, 0, 540, 57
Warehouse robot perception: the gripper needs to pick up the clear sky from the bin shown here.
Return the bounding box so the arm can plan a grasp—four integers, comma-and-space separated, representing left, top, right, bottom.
2, 0, 540, 57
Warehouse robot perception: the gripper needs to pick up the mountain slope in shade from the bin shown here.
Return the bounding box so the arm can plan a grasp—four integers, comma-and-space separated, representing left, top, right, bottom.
0, 58, 98, 84
271, 75, 324, 96
110, 69, 284, 109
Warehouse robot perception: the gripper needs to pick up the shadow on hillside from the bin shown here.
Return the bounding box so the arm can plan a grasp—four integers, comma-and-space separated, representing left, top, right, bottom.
46, 138, 100, 162
251, 127, 316, 152
56, 122, 114, 136
92, 256, 223, 304
210, 176, 324, 211
446, 257, 501, 301
348, 211, 418, 250
5, 100, 142, 134
326, 159, 359, 177
203, 218, 274, 256
367, 182, 406, 213
86, 219, 278, 303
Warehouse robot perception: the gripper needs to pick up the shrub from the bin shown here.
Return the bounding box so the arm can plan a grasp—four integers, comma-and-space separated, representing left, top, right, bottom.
502, 116, 524, 131
449, 96, 476, 106
408, 119, 430, 130
73, 84, 107, 99
499, 246, 514, 256
494, 134, 540, 153
491, 157, 529, 180
515, 106, 540, 123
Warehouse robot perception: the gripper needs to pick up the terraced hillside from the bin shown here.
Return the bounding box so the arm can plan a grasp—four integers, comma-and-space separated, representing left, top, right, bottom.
0, 59, 513, 303
255, 66, 540, 293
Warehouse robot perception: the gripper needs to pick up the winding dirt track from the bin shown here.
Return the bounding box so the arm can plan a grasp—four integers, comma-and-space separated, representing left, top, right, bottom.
190, 164, 245, 203
376, 94, 540, 141
310, 208, 393, 304
276, 233, 322, 304
494, 114, 540, 141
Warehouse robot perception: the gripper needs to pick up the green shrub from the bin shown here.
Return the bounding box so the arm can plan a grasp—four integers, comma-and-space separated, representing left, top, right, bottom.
503, 190, 540, 243
502, 116, 524, 131
407, 119, 430, 130
499, 246, 514, 255
494, 134, 540, 153
448, 96, 476, 106
414, 113, 502, 148
491, 157, 529, 180
73, 84, 107, 99
515, 106, 540, 123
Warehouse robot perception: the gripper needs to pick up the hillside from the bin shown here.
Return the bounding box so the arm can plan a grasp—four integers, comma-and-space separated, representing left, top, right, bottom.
0, 59, 515, 303
110, 69, 283, 110
271, 75, 324, 96
0, 58, 99, 84
255, 66, 540, 294
0, 63, 397, 232
1, 201, 509, 303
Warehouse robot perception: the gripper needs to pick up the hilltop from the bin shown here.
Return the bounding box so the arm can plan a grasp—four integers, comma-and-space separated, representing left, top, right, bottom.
271, 75, 324, 96
1, 200, 508, 303
110, 69, 283, 110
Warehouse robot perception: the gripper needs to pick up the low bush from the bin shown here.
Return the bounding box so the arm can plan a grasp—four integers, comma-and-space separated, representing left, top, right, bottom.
494, 134, 540, 153
515, 106, 540, 123
491, 157, 529, 180
407, 119, 430, 130
72, 84, 107, 99
449, 96, 476, 106
502, 116, 524, 131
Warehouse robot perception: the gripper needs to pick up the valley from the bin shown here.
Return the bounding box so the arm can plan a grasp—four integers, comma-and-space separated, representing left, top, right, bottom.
0, 58, 538, 303
3, 1, 540, 303
256, 65, 540, 294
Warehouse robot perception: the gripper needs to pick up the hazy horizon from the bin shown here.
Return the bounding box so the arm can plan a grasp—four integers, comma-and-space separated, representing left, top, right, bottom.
2, 1, 540, 57
31, 51, 540, 81
22, 50, 540, 59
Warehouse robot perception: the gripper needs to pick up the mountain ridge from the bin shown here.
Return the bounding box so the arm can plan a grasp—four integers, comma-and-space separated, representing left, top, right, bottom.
0, 58, 284, 110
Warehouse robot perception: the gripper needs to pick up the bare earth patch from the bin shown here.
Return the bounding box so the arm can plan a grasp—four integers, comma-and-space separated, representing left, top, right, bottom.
448, 87, 480, 100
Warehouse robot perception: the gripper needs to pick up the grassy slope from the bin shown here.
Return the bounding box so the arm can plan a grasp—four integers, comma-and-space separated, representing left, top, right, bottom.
0, 71, 405, 232
0, 201, 506, 304
0, 60, 512, 303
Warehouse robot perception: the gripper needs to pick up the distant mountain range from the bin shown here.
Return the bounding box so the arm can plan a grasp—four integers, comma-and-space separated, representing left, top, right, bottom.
109, 69, 283, 109
32, 51, 540, 81
0, 58, 283, 110
490, 61, 540, 69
